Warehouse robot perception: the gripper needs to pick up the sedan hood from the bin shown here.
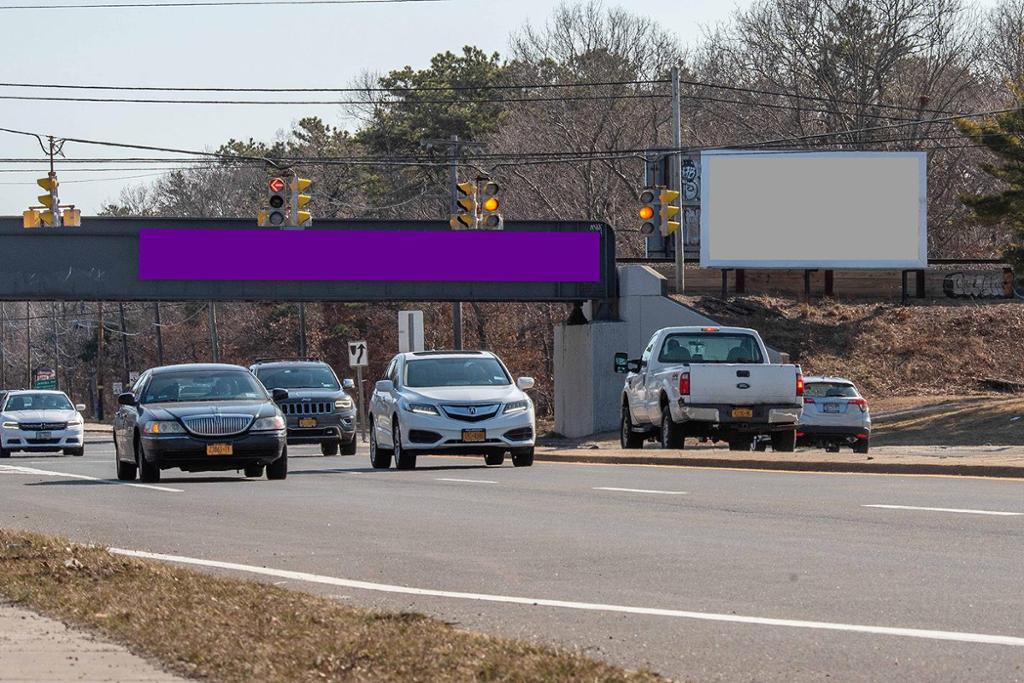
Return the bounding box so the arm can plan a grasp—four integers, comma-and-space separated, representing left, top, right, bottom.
404, 385, 522, 404
144, 400, 275, 420
2, 409, 79, 423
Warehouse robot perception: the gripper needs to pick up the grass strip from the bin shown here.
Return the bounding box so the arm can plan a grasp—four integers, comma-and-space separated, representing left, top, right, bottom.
0, 530, 661, 682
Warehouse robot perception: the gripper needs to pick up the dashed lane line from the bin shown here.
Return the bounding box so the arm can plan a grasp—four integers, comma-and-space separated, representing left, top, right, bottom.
0, 464, 182, 493
593, 487, 688, 495
863, 504, 1022, 517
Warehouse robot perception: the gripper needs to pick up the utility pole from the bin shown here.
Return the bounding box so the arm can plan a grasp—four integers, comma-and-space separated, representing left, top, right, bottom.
671, 65, 685, 295
95, 303, 104, 420
297, 302, 307, 357
1, 303, 6, 390
209, 302, 220, 362
51, 302, 60, 390
25, 302, 31, 388
152, 302, 164, 366
118, 303, 130, 383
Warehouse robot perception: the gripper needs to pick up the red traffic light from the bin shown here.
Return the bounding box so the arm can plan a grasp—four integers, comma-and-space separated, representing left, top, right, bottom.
268, 177, 286, 193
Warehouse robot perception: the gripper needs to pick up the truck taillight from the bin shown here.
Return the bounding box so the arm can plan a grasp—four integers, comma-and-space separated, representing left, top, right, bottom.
849, 398, 868, 413
679, 372, 690, 396
796, 373, 804, 397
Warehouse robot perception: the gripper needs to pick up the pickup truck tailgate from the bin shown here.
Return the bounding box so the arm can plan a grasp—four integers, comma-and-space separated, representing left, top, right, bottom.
688, 364, 799, 405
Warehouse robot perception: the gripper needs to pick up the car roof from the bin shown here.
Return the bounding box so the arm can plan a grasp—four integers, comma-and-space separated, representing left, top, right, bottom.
804, 376, 856, 385
251, 360, 331, 368
5, 389, 68, 395
149, 363, 250, 375
402, 350, 493, 360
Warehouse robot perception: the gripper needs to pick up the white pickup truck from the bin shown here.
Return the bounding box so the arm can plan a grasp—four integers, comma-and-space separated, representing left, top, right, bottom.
614, 326, 803, 451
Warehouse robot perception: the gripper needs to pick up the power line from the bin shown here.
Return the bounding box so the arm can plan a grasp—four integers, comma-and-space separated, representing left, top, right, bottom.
0, 92, 668, 105
0, 0, 444, 9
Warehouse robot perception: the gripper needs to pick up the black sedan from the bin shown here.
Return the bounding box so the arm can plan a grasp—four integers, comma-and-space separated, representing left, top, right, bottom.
113, 363, 288, 482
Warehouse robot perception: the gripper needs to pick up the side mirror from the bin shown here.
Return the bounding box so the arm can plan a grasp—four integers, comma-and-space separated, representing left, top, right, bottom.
117, 392, 136, 406
271, 388, 289, 403
613, 352, 629, 374
342, 378, 355, 390
75, 403, 87, 412
626, 359, 643, 373
375, 379, 394, 393
516, 377, 535, 390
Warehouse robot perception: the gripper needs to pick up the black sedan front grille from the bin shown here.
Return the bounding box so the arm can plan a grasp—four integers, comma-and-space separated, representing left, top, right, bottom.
182, 415, 252, 436
18, 422, 67, 431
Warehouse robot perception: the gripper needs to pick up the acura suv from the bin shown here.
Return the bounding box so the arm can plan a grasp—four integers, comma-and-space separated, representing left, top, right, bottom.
368, 350, 535, 470
250, 359, 357, 456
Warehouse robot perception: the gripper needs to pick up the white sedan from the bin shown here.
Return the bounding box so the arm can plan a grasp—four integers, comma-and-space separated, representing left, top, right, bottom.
368, 351, 536, 470
0, 390, 87, 457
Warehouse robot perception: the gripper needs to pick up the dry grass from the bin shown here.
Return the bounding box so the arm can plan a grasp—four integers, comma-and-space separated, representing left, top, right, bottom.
873, 398, 1024, 446
0, 530, 661, 683
679, 296, 1024, 399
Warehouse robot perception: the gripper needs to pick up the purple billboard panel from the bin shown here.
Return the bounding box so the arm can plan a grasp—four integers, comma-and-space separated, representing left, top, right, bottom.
138, 229, 601, 283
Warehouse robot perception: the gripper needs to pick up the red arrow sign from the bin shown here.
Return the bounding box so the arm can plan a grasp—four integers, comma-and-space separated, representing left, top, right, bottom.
268, 177, 286, 193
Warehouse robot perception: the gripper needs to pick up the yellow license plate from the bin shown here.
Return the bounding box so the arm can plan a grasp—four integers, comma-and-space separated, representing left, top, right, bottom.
731, 408, 754, 418
206, 443, 233, 456
299, 417, 317, 428
462, 429, 486, 443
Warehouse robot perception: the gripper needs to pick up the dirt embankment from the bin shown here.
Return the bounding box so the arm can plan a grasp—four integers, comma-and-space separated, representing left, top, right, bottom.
679, 296, 1024, 399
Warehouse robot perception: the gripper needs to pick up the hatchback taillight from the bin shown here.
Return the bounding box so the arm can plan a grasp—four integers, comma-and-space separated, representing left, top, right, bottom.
803, 396, 815, 404
679, 372, 690, 396
849, 398, 868, 413
796, 373, 804, 397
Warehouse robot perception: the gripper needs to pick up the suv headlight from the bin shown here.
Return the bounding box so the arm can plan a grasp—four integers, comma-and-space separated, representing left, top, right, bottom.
503, 400, 529, 415
335, 397, 353, 410
404, 402, 439, 416
143, 421, 185, 435
252, 415, 286, 431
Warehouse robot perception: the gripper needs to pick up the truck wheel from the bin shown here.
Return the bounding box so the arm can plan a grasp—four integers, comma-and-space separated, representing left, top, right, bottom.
853, 438, 870, 454
320, 442, 339, 457
341, 438, 357, 456
484, 450, 505, 466
620, 405, 644, 449
660, 405, 684, 450
512, 448, 534, 467
771, 429, 797, 453
369, 422, 392, 469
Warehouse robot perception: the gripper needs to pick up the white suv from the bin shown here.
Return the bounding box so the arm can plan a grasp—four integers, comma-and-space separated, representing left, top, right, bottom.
796, 376, 871, 453
368, 351, 536, 470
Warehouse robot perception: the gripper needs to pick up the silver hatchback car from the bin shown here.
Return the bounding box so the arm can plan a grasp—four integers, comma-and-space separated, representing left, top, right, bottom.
796, 377, 871, 453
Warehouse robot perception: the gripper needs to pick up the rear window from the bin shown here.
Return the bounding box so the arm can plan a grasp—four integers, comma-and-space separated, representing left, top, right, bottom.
805, 382, 858, 398
658, 333, 764, 364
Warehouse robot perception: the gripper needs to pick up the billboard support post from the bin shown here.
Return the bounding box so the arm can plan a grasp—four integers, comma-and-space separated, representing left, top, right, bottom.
671, 65, 684, 295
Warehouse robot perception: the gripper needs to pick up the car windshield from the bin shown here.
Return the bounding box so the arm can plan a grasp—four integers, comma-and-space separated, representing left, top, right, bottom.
4, 393, 73, 411
805, 382, 858, 398
141, 370, 268, 403
658, 333, 764, 364
256, 366, 339, 390
405, 358, 511, 387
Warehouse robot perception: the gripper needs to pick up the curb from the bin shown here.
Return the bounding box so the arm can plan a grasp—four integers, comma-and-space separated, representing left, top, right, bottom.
533, 452, 1024, 478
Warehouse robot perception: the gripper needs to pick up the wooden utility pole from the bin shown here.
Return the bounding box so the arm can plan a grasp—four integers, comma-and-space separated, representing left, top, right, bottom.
118, 303, 131, 383
153, 302, 164, 366
95, 303, 104, 420
208, 303, 220, 362
671, 65, 685, 295
25, 302, 31, 388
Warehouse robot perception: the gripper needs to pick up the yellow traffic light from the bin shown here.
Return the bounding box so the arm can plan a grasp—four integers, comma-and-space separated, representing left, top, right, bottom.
293, 177, 312, 227
22, 210, 41, 229
62, 208, 81, 227
660, 189, 681, 236
296, 211, 312, 225
482, 196, 499, 212
477, 178, 502, 229
639, 206, 654, 220
37, 177, 58, 192
455, 181, 476, 213
639, 188, 658, 235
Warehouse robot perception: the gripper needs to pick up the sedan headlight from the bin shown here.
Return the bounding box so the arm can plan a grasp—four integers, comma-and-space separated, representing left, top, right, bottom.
335, 397, 353, 410
2, 421, 19, 430
503, 400, 529, 415
143, 421, 185, 435
252, 415, 286, 431
69, 414, 84, 425
404, 402, 439, 416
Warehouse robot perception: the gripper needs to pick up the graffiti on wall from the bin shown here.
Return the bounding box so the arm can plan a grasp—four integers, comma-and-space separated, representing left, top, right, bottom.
942, 270, 1014, 299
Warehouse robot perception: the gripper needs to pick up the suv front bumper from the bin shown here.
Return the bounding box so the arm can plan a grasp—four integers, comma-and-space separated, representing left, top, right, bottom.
399, 409, 535, 452
285, 412, 356, 445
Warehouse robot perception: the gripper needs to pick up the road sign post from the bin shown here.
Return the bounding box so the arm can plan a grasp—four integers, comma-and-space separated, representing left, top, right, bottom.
398, 310, 424, 353
348, 341, 368, 442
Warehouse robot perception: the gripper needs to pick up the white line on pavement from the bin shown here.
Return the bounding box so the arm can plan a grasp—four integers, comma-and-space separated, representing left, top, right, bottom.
863, 505, 1022, 517
109, 547, 1024, 648
0, 464, 182, 493
436, 478, 498, 484
593, 487, 688, 495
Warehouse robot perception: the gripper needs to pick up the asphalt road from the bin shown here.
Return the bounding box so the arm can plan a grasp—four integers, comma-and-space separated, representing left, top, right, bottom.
1, 441, 1022, 682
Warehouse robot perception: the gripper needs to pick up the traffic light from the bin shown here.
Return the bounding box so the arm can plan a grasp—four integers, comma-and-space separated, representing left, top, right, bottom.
62, 208, 81, 227
291, 176, 312, 227
478, 178, 502, 229
659, 188, 680, 236
638, 187, 658, 235
259, 176, 289, 227
451, 181, 477, 229
36, 175, 59, 227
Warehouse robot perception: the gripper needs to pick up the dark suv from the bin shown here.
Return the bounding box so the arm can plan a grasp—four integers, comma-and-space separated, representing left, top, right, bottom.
249, 359, 357, 456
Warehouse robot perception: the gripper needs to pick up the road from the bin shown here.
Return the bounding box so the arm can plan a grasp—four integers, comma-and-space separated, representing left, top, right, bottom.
1, 441, 1022, 682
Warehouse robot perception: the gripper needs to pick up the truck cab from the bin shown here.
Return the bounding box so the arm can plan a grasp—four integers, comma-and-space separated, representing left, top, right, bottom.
615, 326, 803, 451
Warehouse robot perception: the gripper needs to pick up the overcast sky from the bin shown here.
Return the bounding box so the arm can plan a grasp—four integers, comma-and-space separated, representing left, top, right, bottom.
0, 0, 998, 214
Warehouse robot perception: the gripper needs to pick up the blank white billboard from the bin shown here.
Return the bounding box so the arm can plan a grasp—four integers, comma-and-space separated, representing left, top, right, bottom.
700, 151, 927, 268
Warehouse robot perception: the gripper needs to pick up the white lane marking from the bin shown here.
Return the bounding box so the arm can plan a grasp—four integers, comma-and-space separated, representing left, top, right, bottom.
0, 464, 182, 493
109, 547, 1024, 648
594, 487, 688, 495
863, 505, 1022, 517
436, 478, 498, 484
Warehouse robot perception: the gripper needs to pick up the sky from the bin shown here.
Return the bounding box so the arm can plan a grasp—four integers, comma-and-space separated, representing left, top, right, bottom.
0, 0, 999, 215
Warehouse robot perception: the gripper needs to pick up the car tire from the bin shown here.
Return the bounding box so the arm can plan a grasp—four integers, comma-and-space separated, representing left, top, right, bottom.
660, 405, 684, 450
620, 405, 645, 449
369, 421, 392, 469
511, 447, 534, 467
0, 448, 11, 458
115, 450, 137, 481
64, 447, 85, 457
267, 447, 288, 480
392, 421, 416, 470
484, 450, 505, 466
244, 464, 264, 478
853, 438, 870, 454
320, 442, 339, 457
340, 438, 357, 456
136, 438, 160, 483
771, 429, 797, 453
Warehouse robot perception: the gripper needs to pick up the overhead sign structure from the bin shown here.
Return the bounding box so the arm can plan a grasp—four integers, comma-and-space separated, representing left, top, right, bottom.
348, 341, 368, 368
398, 310, 424, 353
700, 150, 927, 269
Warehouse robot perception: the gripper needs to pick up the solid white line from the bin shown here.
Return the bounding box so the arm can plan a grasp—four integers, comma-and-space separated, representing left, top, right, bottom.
863, 505, 1022, 517
0, 464, 182, 493
593, 487, 688, 495
435, 478, 498, 484
108, 547, 1024, 648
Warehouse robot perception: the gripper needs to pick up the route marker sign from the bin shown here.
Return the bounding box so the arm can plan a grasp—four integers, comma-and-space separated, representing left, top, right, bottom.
348, 341, 368, 367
